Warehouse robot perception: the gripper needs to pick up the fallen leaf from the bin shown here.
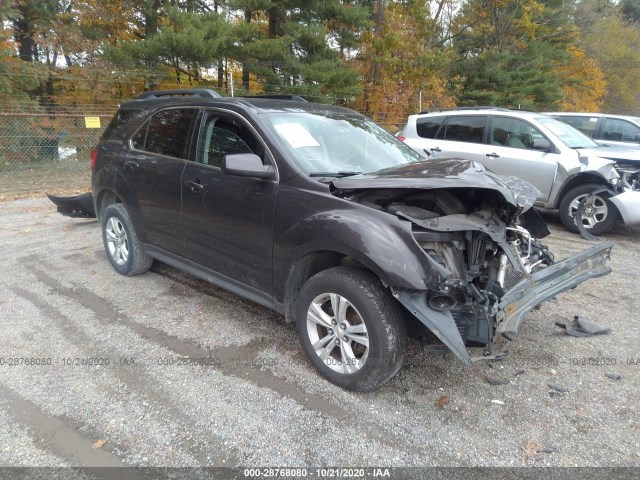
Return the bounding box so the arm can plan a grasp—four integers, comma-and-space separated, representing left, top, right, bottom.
92, 439, 107, 449
435, 395, 450, 408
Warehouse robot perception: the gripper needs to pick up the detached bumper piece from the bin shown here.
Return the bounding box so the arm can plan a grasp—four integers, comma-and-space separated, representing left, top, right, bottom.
46, 192, 96, 218
496, 241, 614, 335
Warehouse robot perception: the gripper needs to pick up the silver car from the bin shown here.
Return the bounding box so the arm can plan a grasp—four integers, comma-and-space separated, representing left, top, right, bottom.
397, 108, 640, 235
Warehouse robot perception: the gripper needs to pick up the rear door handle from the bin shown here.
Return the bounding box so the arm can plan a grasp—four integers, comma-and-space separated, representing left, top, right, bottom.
124, 159, 139, 169
486, 152, 500, 158
430, 147, 442, 152
184, 179, 206, 191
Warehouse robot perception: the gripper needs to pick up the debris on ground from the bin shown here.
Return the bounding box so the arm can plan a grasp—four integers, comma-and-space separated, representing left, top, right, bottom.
605, 373, 622, 381
555, 315, 611, 337
484, 376, 510, 385
435, 395, 451, 408
548, 383, 569, 393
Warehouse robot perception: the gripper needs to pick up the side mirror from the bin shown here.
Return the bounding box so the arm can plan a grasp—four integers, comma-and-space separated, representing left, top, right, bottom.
222, 153, 275, 179
532, 138, 552, 152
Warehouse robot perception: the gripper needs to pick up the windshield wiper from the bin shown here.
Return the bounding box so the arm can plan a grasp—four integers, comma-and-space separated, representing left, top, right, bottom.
308, 171, 363, 178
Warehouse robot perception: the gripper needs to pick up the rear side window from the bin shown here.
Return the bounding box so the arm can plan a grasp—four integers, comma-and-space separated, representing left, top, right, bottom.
439, 116, 486, 143
132, 108, 196, 159
416, 116, 445, 138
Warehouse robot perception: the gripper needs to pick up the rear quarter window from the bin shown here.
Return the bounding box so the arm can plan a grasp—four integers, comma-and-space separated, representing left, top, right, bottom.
416, 116, 445, 138
101, 109, 145, 142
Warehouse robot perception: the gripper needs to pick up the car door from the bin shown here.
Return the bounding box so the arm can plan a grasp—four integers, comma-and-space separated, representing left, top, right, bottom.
428, 115, 487, 162
181, 109, 278, 298
126, 107, 197, 254
481, 116, 557, 202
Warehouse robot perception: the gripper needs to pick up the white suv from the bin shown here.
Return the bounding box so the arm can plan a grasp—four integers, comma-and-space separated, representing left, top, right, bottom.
397, 108, 640, 235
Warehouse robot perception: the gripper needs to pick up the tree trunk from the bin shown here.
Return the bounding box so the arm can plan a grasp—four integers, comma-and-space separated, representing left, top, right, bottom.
242, 9, 252, 90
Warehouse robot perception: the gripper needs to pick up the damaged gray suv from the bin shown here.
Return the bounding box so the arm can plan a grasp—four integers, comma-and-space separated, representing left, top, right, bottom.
74, 90, 615, 391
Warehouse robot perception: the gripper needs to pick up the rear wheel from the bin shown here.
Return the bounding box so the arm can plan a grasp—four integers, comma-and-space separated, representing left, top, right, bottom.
101, 203, 152, 276
294, 267, 406, 391
559, 183, 620, 236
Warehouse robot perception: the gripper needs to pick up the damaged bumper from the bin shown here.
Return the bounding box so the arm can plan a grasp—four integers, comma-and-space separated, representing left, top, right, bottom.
46, 192, 96, 218
393, 241, 614, 364
495, 241, 613, 335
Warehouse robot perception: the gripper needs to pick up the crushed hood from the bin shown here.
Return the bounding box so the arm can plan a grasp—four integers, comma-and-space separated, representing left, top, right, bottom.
331, 158, 541, 210
576, 146, 640, 165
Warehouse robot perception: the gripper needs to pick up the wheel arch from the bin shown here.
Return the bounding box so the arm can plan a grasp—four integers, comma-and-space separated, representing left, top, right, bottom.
283, 251, 373, 323
95, 188, 122, 220
555, 173, 611, 208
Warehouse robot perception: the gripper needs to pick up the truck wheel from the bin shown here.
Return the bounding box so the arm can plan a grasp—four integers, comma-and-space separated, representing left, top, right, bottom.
101, 203, 152, 276
294, 266, 406, 391
559, 184, 620, 236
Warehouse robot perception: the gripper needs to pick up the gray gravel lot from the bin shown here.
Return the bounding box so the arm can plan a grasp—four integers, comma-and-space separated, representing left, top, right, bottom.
0, 197, 639, 470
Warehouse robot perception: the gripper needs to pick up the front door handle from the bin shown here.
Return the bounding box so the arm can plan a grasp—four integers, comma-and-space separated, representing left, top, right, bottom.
486, 152, 500, 158
430, 147, 442, 152
184, 179, 205, 191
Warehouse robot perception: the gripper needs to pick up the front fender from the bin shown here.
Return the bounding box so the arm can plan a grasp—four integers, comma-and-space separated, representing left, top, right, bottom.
272, 183, 449, 304
278, 209, 447, 290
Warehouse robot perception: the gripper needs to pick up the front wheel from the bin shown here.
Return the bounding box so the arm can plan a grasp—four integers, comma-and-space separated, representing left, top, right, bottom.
294, 267, 406, 391
558, 183, 620, 236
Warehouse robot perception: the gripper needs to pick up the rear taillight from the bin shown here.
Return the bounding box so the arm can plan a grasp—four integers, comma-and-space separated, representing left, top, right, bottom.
397, 136, 406, 142
90, 147, 98, 170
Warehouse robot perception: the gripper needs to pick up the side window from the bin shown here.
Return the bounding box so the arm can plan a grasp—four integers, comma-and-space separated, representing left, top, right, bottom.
197, 114, 262, 168
134, 109, 196, 159
130, 119, 149, 150
416, 116, 445, 139
491, 117, 545, 150
440, 116, 486, 143
560, 116, 598, 137
602, 118, 640, 142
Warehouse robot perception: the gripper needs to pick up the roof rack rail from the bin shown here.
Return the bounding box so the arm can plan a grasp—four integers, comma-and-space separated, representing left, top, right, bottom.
135, 88, 222, 100
418, 106, 509, 114
238, 94, 307, 102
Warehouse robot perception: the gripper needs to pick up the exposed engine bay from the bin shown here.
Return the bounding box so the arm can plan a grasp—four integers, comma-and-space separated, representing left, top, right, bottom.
331, 172, 613, 364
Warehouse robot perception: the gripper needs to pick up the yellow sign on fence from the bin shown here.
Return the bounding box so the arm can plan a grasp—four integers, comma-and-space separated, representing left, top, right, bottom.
84, 116, 101, 128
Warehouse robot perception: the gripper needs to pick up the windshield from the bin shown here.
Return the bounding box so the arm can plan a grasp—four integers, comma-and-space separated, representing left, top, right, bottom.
261, 111, 422, 176
537, 116, 600, 149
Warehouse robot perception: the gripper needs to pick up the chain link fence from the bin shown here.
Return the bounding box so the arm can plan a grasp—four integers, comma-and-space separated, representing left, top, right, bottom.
0, 113, 114, 199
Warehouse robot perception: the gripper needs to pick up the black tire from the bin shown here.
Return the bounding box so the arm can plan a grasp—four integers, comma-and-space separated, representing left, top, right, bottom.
294, 266, 406, 391
101, 203, 152, 276
558, 183, 620, 236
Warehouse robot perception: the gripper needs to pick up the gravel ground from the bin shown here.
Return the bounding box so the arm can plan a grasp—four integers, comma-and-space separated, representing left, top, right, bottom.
0, 197, 639, 472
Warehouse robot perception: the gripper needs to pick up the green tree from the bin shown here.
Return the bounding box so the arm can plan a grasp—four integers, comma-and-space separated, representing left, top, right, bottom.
450, 0, 576, 109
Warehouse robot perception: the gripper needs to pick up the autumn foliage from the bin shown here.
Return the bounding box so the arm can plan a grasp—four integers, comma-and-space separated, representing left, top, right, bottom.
0, 0, 637, 118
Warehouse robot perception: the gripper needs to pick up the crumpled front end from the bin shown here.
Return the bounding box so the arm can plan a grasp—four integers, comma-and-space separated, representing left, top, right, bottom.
331, 159, 615, 364
390, 207, 613, 363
